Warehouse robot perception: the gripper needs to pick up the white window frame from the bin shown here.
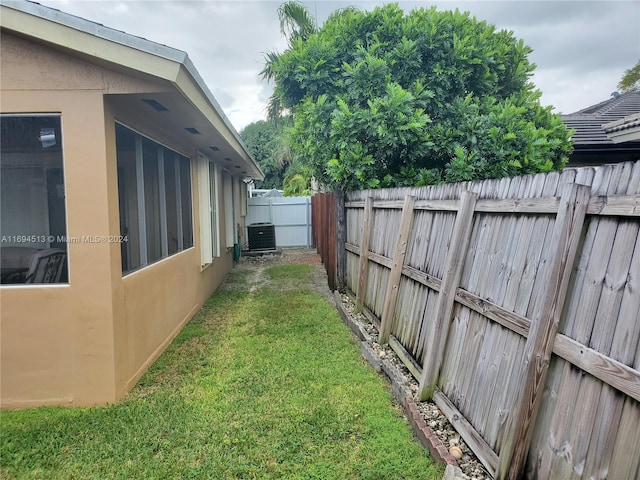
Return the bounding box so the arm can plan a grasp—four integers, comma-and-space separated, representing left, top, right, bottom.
240, 180, 248, 217
223, 171, 235, 248
198, 153, 220, 265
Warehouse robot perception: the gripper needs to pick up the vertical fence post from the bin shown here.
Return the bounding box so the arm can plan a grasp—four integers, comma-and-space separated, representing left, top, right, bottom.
379, 195, 415, 345
355, 197, 374, 313
311, 195, 317, 249
496, 182, 591, 480
306, 196, 311, 248
417, 191, 478, 400
336, 190, 347, 292
332, 193, 337, 291
320, 194, 325, 254
320, 194, 326, 255
314, 193, 337, 291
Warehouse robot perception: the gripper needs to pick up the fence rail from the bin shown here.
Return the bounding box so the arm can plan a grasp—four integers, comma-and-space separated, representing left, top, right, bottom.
337, 161, 640, 479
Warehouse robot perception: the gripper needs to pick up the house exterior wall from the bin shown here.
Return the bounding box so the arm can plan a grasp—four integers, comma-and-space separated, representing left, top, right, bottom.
1, 32, 238, 408
103, 101, 235, 401
0, 33, 118, 406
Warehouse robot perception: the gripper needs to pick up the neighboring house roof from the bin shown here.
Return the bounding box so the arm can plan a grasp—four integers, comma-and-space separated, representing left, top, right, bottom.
562, 92, 640, 146
603, 113, 640, 143
0, 0, 264, 180
562, 92, 640, 166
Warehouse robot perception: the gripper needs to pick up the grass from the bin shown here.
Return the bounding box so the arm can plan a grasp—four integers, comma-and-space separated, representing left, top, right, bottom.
1, 263, 444, 479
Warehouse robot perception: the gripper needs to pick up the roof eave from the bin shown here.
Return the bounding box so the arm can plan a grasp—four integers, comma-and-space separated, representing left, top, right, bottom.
606, 128, 640, 144
177, 58, 264, 180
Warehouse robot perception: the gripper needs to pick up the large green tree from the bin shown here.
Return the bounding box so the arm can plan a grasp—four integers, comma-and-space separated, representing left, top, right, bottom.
269, 4, 573, 191
240, 120, 286, 189
240, 119, 312, 194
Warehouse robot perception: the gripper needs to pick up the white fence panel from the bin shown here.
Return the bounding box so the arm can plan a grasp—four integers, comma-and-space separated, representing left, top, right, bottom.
247, 196, 312, 248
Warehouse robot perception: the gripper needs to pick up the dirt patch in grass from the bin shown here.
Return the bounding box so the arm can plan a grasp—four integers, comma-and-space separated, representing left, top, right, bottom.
224, 248, 334, 304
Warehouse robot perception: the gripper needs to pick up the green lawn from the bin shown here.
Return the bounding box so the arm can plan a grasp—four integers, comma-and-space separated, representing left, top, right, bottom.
1, 263, 443, 479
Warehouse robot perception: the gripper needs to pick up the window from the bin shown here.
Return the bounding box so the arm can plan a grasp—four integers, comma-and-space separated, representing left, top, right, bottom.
116, 123, 193, 274
0, 115, 68, 285
198, 154, 220, 265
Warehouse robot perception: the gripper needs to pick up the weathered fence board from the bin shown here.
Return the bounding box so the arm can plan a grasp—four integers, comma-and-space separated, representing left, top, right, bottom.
355, 197, 373, 313
311, 193, 336, 291
498, 182, 592, 479
332, 161, 640, 479
380, 195, 415, 344
418, 191, 478, 399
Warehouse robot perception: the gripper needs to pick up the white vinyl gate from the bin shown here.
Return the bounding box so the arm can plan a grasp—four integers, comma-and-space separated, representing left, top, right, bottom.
246, 196, 312, 248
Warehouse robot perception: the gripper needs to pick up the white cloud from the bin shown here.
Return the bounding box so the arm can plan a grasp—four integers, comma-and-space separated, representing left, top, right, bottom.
38, 0, 640, 127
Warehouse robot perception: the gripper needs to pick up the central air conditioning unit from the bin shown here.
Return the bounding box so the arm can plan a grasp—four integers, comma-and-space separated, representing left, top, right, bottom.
247, 222, 276, 251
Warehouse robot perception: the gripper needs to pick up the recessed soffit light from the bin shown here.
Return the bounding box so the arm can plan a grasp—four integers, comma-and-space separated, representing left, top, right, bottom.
142, 99, 168, 112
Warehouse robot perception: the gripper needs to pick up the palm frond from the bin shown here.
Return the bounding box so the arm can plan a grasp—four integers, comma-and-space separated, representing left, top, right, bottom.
260, 50, 281, 82
265, 94, 285, 123
278, 1, 317, 43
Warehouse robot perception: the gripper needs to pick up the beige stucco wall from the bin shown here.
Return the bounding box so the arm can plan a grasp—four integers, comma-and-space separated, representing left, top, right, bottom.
1, 32, 239, 408
0, 88, 118, 408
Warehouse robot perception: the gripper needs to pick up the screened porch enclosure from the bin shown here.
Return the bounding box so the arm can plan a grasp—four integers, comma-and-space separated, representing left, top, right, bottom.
115, 123, 193, 275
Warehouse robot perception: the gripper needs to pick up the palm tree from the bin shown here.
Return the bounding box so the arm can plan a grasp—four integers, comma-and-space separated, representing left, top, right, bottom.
277, 0, 317, 43
261, 1, 317, 120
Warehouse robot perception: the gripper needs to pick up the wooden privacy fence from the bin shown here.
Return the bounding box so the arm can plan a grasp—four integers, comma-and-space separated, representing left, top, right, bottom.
311, 192, 337, 291
343, 161, 640, 479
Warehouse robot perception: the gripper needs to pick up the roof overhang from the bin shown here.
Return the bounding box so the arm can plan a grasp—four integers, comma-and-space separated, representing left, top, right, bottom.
0, 0, 264, 180
106, 92, 256, 176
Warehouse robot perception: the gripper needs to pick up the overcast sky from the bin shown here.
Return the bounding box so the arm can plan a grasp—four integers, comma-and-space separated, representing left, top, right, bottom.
38, 0, 640, 132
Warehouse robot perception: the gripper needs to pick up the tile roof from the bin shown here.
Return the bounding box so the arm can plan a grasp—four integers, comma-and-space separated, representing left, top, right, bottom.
562, 92, 640, 145
603, 113, 640, 133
